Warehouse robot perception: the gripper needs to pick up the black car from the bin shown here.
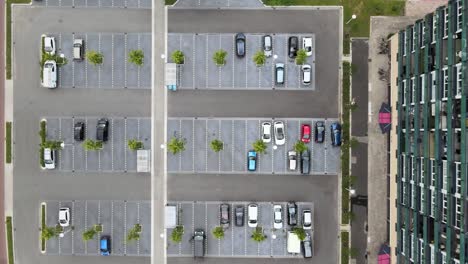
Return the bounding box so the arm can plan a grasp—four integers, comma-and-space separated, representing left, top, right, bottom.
74, 122, 85, 141
287, 202, 298, 226
96, 118, 109, 142
235, 206, 244, 227
288, 36, 298, 58
314, 121, 325, 143
301, 150, 310, 174
235, 33, 246, 57
220, 204, 230, 228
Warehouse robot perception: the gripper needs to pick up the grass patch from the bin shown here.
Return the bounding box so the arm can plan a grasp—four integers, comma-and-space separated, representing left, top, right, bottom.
39, 121, 46, 167
341, 231, 349, 264
6, 217, 14, 264
6, 0, 32, 79
165, 0, 177, 5
41, 204, 46, 251
341, 62, 351, 224
6, 122, 12, 164
262, 0, 405, 54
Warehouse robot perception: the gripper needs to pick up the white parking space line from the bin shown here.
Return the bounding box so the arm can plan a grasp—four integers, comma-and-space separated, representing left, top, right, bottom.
231, 120, 234, 171
192, 35, 196, 89
192, 119, 195, 172
218, 35, 222, 89
124, 34, 128, 88
85, 34, 88, 88
111, 201, 114, 253
284, 36, 288, 89
232, 38, 235, 88
84, 201, 88, 254
124, 118, 127, 171
137, 202, 141, 255
205, 35, 208, 89
124, 202, 127, 255
98, 34, 102, 89
85, 117, 88, 170
112, 34, 114, 88
111, 119, 114, 171
218, 120, 221, 172
71, 201, 75, 254
72, 33, 76, 88
179, 119, 182, 171
244, 48, 248, 89
137, 34, 141, 88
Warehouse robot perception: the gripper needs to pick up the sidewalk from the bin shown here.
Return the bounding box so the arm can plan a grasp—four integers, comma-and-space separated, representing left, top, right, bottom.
4, 80, 12, 217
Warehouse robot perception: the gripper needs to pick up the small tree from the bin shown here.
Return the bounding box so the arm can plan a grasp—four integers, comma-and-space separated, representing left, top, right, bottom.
295, 49, 307, 65
41, 226, 57, 241
212, 226, 225, 239
129, 49, 144, 66
293, 140, 308, 153
82, 227, 97, 241
171, 226, 184, 243
128, 139, 143, 151
210, 139, 223, 152
252, 140, 267, 154
86, 50, 104, 66
252, 50, 266, 66
83, 139, 103, 151
127, 224, 142, 242
251, 227, 266, 242
168, 137, 185, 155
213, 50, 227, 66
42, 140, 63, 150
171, 50, 185, 64
293, 227, 306, 241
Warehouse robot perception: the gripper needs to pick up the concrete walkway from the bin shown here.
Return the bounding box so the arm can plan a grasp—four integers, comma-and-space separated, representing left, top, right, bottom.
173, 0, 263, 7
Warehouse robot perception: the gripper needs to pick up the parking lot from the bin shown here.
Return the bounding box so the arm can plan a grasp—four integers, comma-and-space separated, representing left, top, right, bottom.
167, 33, 316, 90
167, 201, 314, 258
45, 117, 151, 172
43, 200, 151, 256
167, 117, 340, 175
46, 32, 151, 89
33, 0, 152, 8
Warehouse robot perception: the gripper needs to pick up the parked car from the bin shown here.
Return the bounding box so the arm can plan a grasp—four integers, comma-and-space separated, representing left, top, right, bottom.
235, 33, 246, 57
301, 150, 310, 175
302, 232, 313, 258
330, 122, 342, 146
44, 148, 56, 170
263, 35, 273, 57
42, 60, 57, 89
288, 150, 297, 171
314, 121, 325, 143
235, 206, 244, 227
261, 122, 272, 143
194, 229, 205, 257
303, 209, 312, 230
273, 204, 283, 229
73, 39, 84, 60
302, 37, 313, 57
44, 36, 56, 55
247, 150, 257, 171
58, 207, 70, 227
74, 122, 85, 141
248, 203, 258, 228
275, 63, 285, 85
100, 236, 111, 256
301, 124, 311, 143
288, 36, 298, 58
301, 64, 311, 85
287, 202, 297, 226
274, 121, 285, 145
96, 118, 109, 142
220, 204, 230, 228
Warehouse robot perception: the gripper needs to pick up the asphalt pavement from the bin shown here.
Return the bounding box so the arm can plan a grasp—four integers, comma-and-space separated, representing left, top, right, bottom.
12, 6, 151, 264
350, 39, 369, 264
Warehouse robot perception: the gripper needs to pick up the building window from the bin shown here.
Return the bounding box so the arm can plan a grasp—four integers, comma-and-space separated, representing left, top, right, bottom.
443, 7, 449, 39
457, 0, 463, 33
442, 67, 449, 100
412, 26, 416, 52
410, 155, 415, 181
455, 63, 462, 98
442, 160, 448, 192
430, 189, 436, 217
401, 229, 406, 256
430, 71, 436, 102
420, 187, 425, 214
410, 232, 415, 261
410, 77, 416, 105
420, 22, 426, 48
455, 162, 461, 195
455, 197, 462, 228
441, 250, 447, 264
419, 239, 425, 263
403, 30, 407, 56
410, 184, 416, 209
432, 15, 437, 44
430, 159, 436, 188
402, 182, 408, 205
442, 194, 448, 223
420, 74, 426, 103
402, 79, 407, 106
420, 157, 425, 185
430, 244, 435, 263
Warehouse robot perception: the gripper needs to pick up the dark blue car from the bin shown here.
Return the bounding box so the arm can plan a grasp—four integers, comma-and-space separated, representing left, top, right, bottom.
247, 150, 257, 171
100, 236, 111, 256
331, 123, 342, 146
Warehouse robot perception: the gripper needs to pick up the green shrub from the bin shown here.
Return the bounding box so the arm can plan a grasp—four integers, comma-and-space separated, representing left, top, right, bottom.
252, 50, 266, 66
251, 227, 266, 242
129, 49, 144, 66
295, 49, 307, 65
168, 137, 185, 155
127, 224, 142, 242
210, 139, 223, 152
293, 140, 308, 153
213, 50, 227, 66
293, 227, 306, 241
6, 216, 13, 264
41, 140, 62, 150
83, 139, 103, 151
171, 226, 184, 243
82, 228, 97, 241
252, 140, 267, 154
212, 226, 225, 239
341, 231, 349, 264
6, 122, 12, 163
171, 50, 185, 64
86, 50, 104, 66
41, 226, 57, 241
128, 139, 143, 151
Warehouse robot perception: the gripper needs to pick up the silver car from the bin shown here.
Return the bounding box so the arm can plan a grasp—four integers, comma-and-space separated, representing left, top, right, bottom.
263, 35, 273, 57
274, 121, 285, 145
261, 122, 272, 143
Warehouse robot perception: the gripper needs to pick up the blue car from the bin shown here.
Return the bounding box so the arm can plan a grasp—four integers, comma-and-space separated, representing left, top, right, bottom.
100, 236, 111, 256
330, 123, 342, 146
247, 150, 257, 171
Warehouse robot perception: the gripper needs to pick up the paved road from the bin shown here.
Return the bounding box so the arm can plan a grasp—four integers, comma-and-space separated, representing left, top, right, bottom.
12, 6, 151, 264
350, 39, 369, 264
168, 173, 338, 264
0, 1, 6, 263
167, 8, 340, 118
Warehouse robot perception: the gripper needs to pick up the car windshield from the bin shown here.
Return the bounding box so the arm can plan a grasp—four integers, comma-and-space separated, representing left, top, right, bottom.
274, 212, 281, 222
45, 160, 53, 164
277, 128, 284, 138
60, 219, 66, 224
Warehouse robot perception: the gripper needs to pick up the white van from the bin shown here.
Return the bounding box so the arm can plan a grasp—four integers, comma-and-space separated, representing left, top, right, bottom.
43, 60, 57, 89
302, 64, 311, 85
44, 148, 56, 169
247, 203, 258, 228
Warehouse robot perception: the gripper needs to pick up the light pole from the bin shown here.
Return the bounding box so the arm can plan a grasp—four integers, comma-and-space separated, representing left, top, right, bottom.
346, 14, 357, 25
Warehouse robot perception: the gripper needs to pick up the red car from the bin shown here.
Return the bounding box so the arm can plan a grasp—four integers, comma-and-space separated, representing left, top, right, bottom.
301, 124, 311, 143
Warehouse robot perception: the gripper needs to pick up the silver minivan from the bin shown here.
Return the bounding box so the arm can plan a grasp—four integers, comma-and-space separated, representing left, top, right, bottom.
302, 64, 311, 85
73, 39, 84, 60
275, 63, 285, 85
263, 35, 272, 57
42, 60, 57, 88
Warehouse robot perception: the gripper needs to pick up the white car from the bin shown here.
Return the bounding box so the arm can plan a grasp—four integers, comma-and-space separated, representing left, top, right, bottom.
261, 122, 272, 143
273, 204, 283, 229
42, 60, 57, 89
302, 37, 312, 57
44, 36, 56, 55
288, 150, 297, 171
274, 121, 285, 145
248, 204, 258, 228
59, 207, 70, 227
303, 209, 312, 230
302, 64, 311, 85
43, 148, 56, 169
